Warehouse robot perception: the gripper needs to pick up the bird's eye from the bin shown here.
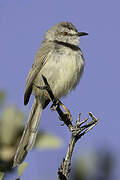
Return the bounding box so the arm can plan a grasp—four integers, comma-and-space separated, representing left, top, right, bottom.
63, 32, 68, 36
59, 32, 68, 36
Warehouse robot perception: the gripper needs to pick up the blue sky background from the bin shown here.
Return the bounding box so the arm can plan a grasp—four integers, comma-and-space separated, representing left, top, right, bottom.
0, 0, 120, 179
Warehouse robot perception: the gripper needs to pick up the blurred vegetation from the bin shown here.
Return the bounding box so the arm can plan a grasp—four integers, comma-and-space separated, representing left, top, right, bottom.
17, 162, 28, 179
0, 172, 4, 180
0, 90, 63, 174
70, 149, 114, 180
0, 91, 5, 108
0, 91, 115, 180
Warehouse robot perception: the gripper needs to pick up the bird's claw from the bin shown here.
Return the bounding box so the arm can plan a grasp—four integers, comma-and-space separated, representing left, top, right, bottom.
50, 100, 60, 111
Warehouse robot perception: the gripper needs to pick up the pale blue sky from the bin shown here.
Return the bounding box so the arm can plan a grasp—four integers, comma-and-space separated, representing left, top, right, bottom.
0, 0, 120, 179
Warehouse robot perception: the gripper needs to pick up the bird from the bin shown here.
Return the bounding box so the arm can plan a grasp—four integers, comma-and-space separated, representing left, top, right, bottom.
13, 22, 88, 167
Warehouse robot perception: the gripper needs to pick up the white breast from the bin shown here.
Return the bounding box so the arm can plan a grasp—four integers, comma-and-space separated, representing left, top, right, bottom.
40, 48, 84, 98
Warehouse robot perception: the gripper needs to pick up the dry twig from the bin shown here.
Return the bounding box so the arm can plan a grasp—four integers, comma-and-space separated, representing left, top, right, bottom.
39, 75, 99, 180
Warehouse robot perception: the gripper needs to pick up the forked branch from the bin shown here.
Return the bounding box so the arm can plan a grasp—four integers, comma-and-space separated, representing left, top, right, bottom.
39, 75, 99, 180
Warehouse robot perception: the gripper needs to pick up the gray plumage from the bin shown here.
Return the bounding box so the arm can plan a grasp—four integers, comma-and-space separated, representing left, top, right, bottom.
13, 22, 88, 167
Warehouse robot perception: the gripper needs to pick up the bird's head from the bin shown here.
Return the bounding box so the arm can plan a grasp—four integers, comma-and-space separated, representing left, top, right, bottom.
44, 22, 88, 46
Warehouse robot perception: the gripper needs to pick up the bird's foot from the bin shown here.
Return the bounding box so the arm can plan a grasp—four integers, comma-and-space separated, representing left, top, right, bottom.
50, 99, 60, 111
58, 100, 72, 122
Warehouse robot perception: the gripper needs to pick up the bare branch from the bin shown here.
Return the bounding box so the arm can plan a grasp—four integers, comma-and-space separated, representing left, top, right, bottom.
38, 75, 99, 180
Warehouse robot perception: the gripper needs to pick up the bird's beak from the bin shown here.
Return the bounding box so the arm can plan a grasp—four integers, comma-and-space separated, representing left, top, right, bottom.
78, 32, 88, 36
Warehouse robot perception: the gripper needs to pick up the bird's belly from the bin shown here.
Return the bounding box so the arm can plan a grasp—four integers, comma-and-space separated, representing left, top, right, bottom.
34, 51, 84, 98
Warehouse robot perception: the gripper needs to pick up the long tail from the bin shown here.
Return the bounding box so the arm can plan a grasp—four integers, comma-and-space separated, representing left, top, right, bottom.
13, 98, 42, 167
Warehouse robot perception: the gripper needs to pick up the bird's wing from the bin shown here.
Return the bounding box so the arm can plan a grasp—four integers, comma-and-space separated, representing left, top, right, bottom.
24, 41, 54, 105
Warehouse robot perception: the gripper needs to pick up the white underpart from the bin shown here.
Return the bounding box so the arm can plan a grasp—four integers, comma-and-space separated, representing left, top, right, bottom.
39, 47, 84, 98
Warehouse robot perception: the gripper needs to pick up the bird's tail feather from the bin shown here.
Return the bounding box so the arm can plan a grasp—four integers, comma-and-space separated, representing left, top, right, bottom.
13, 98, 42, 167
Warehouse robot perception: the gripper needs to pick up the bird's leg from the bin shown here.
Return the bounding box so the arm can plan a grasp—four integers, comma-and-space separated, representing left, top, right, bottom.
43, 91, 51, 100
50, 98, 72, 122
34, 83, 51, 100
42, 92, 60, 111
50, 99, 60, 111
34, 82, 72, 121
58, 100, 72, 122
